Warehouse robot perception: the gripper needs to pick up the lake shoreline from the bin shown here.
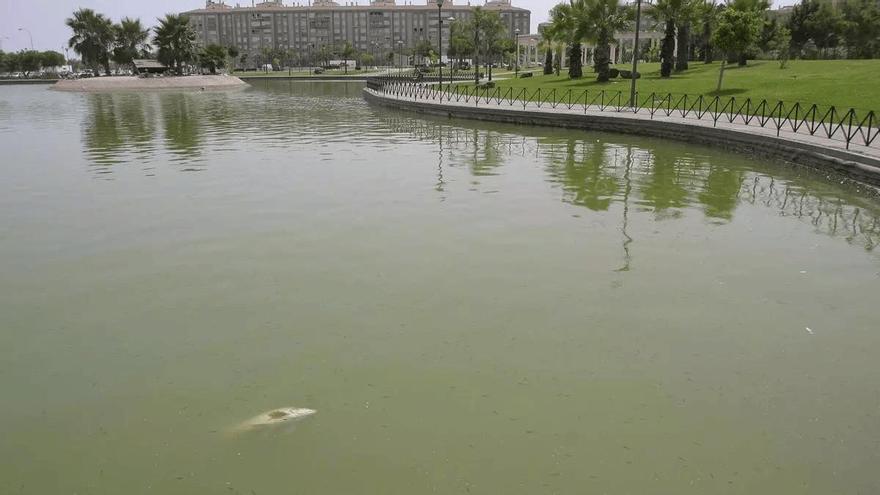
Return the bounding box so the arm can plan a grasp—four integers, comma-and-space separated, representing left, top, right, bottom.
51, 75, 248, 93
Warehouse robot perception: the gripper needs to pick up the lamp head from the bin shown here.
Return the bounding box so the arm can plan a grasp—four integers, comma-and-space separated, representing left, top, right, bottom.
436, 0, 444, 6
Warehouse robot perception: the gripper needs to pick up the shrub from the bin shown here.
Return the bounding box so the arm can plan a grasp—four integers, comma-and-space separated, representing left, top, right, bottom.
519, 72, 533, 78
609, 68, 620, 78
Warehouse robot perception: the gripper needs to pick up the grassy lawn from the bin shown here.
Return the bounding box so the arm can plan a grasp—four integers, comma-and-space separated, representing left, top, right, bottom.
446, 60, 880, 113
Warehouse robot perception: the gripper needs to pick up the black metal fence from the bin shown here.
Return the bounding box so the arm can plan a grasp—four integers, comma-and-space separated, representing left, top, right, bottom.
367, 79, 879, 151
366, 74, 478, 91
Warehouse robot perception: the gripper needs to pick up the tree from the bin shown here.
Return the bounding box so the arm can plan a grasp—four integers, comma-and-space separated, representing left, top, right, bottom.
712, 7, 760, 91
40, 51, 66, 71
786, 0, 819, 56
549, 0, 587, 78
772, 25, 791, 68
198, 44, 227, 74
2, 52, 20, 73
340, 42, 356, 73
414, 39, 434, 60
448, 20, 474, 70
585, 0, 633, 82
466, 7, 487, 84
66, 8, 115, 75
696, 0, 721, 63
841, 0, 880, 59
227, 46, 240, 70
806, 2, 844, 58
18, 51, 44, 77
652, 0, 698, 75
113, 17, 151, 70
153, 14, 197, 75
479, 11, 507, 81
653, 0, 680, 76
757, 17, 778, 53
728, 0, 770, 65
538, 24, 555, 75
675, 0, 700, 71
542, 6, 569, 76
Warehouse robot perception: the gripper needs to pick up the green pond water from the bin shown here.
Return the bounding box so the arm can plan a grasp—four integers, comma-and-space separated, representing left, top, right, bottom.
1, 80, 879, 494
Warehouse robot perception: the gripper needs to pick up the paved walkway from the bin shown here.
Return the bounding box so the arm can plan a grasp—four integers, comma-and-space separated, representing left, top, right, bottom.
367, 85, 880, 165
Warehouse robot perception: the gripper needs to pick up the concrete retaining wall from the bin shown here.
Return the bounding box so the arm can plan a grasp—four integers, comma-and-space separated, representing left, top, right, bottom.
239, 75, 368, 82
364, 88, 880, 187
0, 79, 57, 86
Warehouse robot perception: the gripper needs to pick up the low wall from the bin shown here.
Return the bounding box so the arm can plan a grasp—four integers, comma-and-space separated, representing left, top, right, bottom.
239, 75, 368, 82
364, 88, 880, 187
0, 79, 57, 86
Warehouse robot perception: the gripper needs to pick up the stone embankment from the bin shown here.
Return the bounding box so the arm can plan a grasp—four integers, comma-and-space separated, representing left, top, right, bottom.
51, 75, 248, 92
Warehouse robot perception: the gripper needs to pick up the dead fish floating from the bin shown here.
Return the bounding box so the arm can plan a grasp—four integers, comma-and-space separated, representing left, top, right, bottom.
233, 407, 316, 433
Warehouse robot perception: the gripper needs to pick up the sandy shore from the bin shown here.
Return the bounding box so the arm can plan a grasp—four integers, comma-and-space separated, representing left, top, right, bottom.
51, 75, 248, 92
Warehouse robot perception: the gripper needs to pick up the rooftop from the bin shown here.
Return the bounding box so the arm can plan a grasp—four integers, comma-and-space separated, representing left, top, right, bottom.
186, 0, 528, 12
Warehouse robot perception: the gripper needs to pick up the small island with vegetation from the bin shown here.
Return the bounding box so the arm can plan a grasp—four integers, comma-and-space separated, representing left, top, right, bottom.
48, 9, 246, 92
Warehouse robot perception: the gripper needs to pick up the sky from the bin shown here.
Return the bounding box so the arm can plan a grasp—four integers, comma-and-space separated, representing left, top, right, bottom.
0, 0, 799, 53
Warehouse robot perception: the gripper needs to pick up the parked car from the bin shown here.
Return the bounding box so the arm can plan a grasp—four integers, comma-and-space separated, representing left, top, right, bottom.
313, 67, 325, 74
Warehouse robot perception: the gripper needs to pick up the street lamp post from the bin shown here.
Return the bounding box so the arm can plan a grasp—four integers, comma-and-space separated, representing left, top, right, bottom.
396, 40, 403, 77
436, 0, 444, 95
18, 28, 34, 50
629, 0, 643, 108
514, 28, 520, 79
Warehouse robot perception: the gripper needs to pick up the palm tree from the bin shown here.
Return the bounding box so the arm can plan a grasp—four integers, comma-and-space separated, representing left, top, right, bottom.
153, 14, 197, 75
675, 0, 700, 71
652, 0, 684, 77
199, 44, 228, 74
542, 7, 568, 76
697, 0, 721, 63
585, 0, 633, 82
340, 42, 356, 74
113, 17, 151, 70
66, 8, 115, 75
538, 25, 555, 75
549, 0, 587, 78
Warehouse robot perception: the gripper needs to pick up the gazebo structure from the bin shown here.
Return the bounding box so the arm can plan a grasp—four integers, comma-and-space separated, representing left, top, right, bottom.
133, 59, 169, 75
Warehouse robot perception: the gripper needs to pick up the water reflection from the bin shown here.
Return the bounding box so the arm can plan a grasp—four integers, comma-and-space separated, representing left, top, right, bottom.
468, 129, 503, 177
700, 165, 745, 221
76, 81, 880, 252
388, 115, 880, 253
638, 150, 689, 218
161, 94, 202, 165
545, 140, 622, 212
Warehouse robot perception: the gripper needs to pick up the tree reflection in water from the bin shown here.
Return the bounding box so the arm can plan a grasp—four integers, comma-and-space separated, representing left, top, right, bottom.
80, 88, 879, 253
161, 94, 202, 166
386, 115, 880, 254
